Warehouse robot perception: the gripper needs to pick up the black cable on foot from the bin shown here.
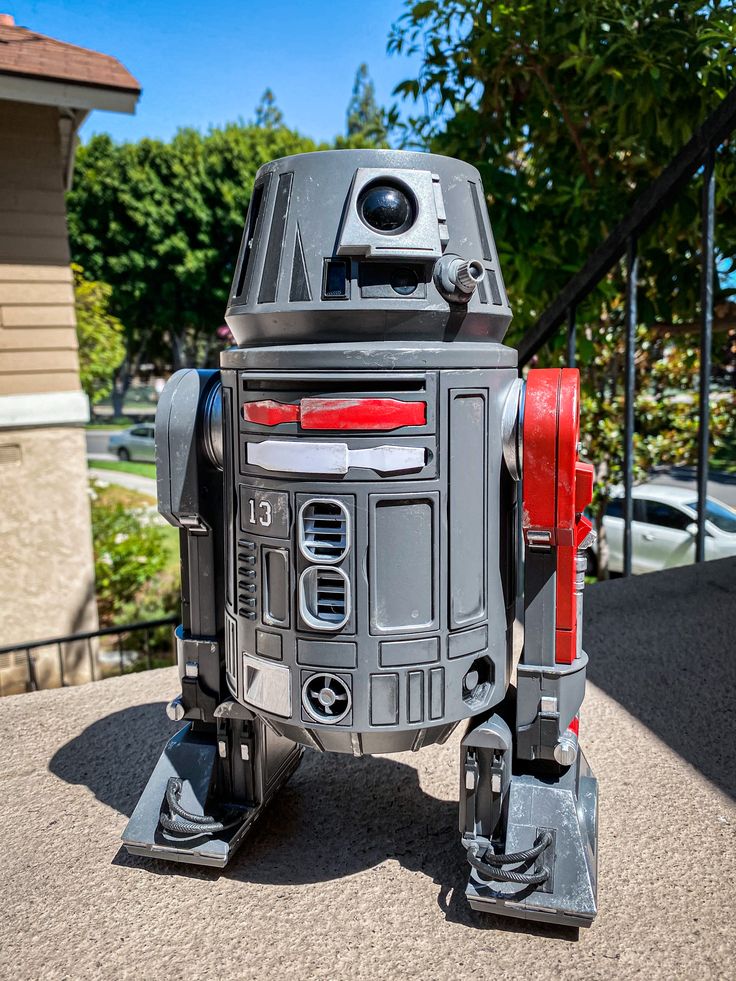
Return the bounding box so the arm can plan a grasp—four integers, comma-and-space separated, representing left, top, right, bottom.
160, 777, 242, 837
466, 831, 552, 886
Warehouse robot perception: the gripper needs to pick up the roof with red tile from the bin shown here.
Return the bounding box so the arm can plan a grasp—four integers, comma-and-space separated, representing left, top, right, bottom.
0, 17, 140, 94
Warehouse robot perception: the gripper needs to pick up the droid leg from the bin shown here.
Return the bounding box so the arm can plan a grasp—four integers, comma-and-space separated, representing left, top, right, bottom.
458, 369, 598, 927
460, 708, 598, 927
122, 369, 302, 867
122, 703, 302, 868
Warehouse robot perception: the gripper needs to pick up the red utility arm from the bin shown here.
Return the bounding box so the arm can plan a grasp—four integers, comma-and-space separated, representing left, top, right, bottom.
522, 369, 594, 665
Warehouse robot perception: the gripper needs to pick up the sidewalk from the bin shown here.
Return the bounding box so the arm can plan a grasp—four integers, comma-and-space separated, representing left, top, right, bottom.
88, 466, 157, 499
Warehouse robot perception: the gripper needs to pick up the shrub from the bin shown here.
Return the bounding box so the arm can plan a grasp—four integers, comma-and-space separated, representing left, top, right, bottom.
90, 480, 174, 625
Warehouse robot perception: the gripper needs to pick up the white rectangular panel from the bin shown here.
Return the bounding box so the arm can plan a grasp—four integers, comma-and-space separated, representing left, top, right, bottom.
242, 653, 292, 718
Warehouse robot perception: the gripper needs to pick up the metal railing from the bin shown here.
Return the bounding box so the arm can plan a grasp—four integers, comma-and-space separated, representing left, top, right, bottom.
518, 87, 736, 576
0, 615, 178, 695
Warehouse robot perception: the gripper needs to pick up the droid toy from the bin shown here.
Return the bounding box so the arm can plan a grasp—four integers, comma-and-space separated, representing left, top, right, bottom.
123, 149, 599, 927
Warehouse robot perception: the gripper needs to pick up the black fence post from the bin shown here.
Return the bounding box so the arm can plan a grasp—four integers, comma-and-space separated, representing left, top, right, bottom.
0, 616, 178, 696
26, 648, 37, 692
623, 236, 638, 578
57, 642, 65, 687
696, 149, 716, 563
87, 636, 96, 682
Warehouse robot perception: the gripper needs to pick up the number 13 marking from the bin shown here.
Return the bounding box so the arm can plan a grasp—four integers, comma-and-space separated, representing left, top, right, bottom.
248, 498, 272, 528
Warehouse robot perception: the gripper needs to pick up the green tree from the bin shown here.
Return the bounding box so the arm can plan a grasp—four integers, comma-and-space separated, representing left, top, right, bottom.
391, 0, 735, 329
67, 120, 322, 381
73, 263, 126, 404
255, 89, 284, 129
391, 0, 736, 574
336, 63, 390, 148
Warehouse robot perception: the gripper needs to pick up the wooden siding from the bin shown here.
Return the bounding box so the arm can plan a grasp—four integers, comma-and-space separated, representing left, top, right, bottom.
0, 100, 81, 396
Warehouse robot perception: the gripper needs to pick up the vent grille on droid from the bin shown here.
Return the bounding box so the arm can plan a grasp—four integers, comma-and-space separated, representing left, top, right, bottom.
299, 566, 350, 631
298, 498, 350, 563
301, 672, 352, 724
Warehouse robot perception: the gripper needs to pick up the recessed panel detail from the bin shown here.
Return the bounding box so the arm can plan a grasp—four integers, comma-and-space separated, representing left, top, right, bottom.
262, 547, 290, 628
380, 637, 439, 667
370, 673, 399, 726
449, 391, 487, 628
225, 612, 237, 693
429, 667, 445, 720
407, 671, 424, 723
448, 625, 488, 660
296, 640, 357, 669
256, 630, 282, 661
369, 494, 438, 634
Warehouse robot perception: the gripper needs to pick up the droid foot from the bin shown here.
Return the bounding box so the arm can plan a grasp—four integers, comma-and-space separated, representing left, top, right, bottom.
122, 712, 302, 868
460, 712, 597, 928
463, 754, 598, 928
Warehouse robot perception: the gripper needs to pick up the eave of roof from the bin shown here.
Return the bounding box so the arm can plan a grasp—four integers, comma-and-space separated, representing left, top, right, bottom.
0, 66, 140, 95
0, 71, 140, 114
0, 20, 140, 96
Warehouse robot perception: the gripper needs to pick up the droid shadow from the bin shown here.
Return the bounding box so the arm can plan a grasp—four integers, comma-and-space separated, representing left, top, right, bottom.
584, 558, 736, 801
49, 702, 576, 940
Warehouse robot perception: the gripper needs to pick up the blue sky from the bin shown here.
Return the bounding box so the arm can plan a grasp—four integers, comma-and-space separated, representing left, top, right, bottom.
12, 0, 422, 143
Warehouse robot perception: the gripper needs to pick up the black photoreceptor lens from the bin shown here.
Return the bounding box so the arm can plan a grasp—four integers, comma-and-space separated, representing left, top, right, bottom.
359, 183, 415, 234
390, 267, 419, 295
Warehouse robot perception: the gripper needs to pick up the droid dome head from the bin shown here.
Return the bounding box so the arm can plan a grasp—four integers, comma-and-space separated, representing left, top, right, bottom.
225, 149, 512, 346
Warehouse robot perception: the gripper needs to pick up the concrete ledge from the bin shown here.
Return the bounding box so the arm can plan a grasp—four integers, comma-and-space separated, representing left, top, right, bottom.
0, 390, 90, 428
1, 560, 735, 980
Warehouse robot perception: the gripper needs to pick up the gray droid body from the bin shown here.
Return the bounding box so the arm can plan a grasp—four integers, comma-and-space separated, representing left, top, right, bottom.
123, 150, 599, 928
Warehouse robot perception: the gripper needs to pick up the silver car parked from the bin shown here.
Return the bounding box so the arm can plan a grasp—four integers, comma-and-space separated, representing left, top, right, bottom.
107, 424, 155, 462
600, 484, 736, 574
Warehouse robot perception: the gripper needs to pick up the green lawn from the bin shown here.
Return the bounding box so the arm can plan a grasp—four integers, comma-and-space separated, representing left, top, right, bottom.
85, 422, 129, 430
89, 458, 157, 479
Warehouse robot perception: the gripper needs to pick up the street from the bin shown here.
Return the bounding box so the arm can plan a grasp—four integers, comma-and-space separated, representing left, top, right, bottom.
86, 429, 115, 460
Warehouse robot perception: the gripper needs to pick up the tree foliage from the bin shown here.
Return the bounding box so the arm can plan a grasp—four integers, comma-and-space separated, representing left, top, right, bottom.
67, 121, 323, 367
73, 263, 126, 404
255, 89, 284, 130
336, 63, 390, 148
390, 0, 736, 332
391, 0, 736, 573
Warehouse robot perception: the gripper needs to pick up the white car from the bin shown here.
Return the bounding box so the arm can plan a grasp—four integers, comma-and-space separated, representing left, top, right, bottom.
601, 484, 736, 575
107, 424, 156, 462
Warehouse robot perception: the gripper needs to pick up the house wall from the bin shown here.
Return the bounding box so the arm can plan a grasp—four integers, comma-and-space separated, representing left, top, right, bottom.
0, 98, 98, 694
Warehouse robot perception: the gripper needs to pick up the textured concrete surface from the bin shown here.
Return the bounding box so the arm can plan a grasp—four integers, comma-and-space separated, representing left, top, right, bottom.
2, 559, 735, 981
